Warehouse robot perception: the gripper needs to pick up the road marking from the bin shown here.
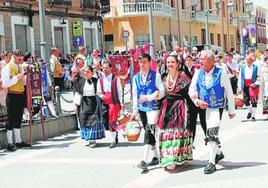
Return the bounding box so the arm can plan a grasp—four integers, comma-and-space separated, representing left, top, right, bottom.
122, 121, 260, 188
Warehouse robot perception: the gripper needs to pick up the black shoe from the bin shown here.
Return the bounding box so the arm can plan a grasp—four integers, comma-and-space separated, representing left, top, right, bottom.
215, 152, 225, 164
16, 141, 31, 148
138, 160, 148, 170
252, 117, 256, 121
109, 142, 117, 149
115, 132, 119, 144
247, 112, 252, 119
204, 163, 216, 174
6, 144, 16, 152
147, 157, 159, 166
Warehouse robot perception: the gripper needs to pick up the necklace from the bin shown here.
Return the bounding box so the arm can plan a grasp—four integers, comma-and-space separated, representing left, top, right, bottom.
166, 72, 179, 92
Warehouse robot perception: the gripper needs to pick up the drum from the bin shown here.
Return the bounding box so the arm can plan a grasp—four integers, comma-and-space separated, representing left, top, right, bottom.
125, 121, 141, 142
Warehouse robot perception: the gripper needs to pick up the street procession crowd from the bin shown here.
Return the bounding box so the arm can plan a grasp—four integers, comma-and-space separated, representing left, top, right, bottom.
1, 42, 268, 175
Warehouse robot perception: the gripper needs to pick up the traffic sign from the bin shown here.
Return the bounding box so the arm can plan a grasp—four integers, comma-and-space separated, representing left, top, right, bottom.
73, 21, 83, 37
122, 30, 130, 38
73, 36, 84, 46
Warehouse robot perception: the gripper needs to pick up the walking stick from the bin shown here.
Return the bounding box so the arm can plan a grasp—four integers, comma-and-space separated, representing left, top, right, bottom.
26, 66, 33, 146
36, 62, 45, 140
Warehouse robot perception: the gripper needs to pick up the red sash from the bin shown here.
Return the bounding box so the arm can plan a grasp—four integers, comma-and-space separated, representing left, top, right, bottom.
104, 92, 112, 104
245, 79, 251, 87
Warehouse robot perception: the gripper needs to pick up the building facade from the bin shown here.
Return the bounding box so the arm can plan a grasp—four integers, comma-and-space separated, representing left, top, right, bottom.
103, 0, 239, 53
0, 0, 108, 58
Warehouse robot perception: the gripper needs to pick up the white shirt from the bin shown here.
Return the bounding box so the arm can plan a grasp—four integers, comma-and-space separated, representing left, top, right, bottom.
189, 67, 235, 115
97, 73, 123, 104
1, 62, 19, 88
225, 60, 238, 78
83, 81, 95, 97
132, 71, 165, 116
237, 64, 260, 90
50, 55, 58, 72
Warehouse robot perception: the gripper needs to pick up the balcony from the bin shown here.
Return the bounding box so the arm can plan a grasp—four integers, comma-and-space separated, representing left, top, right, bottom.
121, 1, 175, 17
80, 0, 100, 10
191, 12, 220, 24
4, 0, 35, 5
100, 0, 110, 14
47, 0, 71, 7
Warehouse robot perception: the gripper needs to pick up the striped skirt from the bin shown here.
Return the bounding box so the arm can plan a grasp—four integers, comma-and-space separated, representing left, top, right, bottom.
158, 98, 193, 167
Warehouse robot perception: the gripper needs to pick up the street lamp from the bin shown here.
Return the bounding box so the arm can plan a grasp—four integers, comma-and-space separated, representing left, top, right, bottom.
190, 0, 222, 50
227, 0, 253, 57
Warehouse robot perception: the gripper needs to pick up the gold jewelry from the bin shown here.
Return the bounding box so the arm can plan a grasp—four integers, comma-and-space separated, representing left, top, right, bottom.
166, 72, 179, 92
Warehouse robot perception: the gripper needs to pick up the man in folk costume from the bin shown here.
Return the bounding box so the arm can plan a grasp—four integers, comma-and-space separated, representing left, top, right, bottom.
184, 55, 207, 145
238, 54, 260, 120
189, 50, 235, 174
50, 47, 64, 90
131, 53, 165, 170
97, 61, 123, 148
1, 50, 31, 151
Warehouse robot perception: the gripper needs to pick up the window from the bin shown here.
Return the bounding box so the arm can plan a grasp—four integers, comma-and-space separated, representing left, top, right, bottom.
210, 33, 214, 45
85, 28, 97, 54
230, 34, 235, 47
135, 35, 149, 47
54, 27, 64, 54
192, 36, 198, 45
223, 34, 227, 51
217, 34, 221, 46
0, 36, 3, 53
181, 0, 185, 10
160, 35, 167, 51
15, 25, 28, 52
208, 0, 212, 9
200, 0, 204, 11
201, 29, 206, 44
222, 1, 226, 17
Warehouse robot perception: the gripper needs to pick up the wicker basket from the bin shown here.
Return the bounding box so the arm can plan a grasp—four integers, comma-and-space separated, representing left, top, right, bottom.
235, 96, 244, 108
125, 121, 141, 142
117, 114, 131, 125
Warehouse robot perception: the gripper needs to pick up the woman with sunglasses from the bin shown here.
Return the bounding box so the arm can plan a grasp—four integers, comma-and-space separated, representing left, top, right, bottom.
158, 54, 193, 171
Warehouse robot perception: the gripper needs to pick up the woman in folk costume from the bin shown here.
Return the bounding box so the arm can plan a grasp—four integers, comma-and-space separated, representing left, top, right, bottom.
158, 55, 193, 171
260, 56, 268, 118
131, 53, 165, 171
73, 66, 105, 148
238, 54, 260, 120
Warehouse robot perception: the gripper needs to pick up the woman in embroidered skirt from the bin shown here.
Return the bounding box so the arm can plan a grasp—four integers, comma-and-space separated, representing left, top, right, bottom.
261, 57, 268, 117
73, 66, 105, 148
158, 55, 193, 171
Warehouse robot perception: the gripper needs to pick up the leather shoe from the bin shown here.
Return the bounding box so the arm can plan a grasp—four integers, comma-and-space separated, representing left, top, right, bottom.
247, 112, 252, 119
137, 160, 147, 170
147, 157, 159, 166
6, 144, 16, 152
16, 141, 31, 148
204, 163, 216, 174
215, 152, 225, 164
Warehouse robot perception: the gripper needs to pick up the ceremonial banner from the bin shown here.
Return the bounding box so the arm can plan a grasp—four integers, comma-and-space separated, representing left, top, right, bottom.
109, 56, 129, 77
31, 69, 42, 98
133, 59, 140, 76
42, 63, 49, 97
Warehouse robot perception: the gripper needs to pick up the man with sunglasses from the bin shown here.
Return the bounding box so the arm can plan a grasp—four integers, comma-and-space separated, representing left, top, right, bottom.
1, 49, 31, 151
